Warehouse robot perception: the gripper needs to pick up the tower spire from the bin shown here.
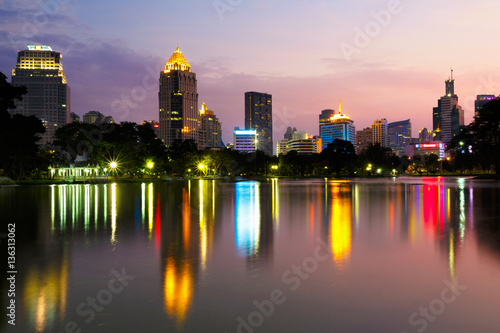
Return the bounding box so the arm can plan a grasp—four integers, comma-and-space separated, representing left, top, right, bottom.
451, 67, 454, 80
339, 99, 342, 113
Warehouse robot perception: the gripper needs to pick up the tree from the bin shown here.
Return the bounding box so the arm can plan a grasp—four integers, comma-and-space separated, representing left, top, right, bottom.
358, 143, 396, 175
320, 139, 357, 177
447, 97, 500, 173
0, 72, 46, 179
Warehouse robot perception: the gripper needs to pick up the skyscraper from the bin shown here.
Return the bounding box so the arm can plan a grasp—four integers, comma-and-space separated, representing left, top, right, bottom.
199, 102, 223, 148
372, 119, 388, 147
10, 45, 70, 144
475, 95, 496, 117
433, 70, 464, 143
319, 109, 334, 136
159, 45, 200, 147
319, 100, 356, 150
244, 92, 272, 156
419, 127, 433, 142
388, 119, 411, 156
356, 127, 372, 154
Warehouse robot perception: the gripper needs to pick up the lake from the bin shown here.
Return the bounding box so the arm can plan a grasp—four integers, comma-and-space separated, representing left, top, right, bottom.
2, 177, 500, 333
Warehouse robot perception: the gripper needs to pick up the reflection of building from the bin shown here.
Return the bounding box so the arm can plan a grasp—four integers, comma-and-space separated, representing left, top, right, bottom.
388, 119, 411, 156
159, 45, 200, 147
245, 92, 273, 155
328, 182, 352, 270
433, 70, 464, 143
10, 45, 70, 144
234, 128, 257, 153
320, 100, 356, 150
475, 95, 496, 117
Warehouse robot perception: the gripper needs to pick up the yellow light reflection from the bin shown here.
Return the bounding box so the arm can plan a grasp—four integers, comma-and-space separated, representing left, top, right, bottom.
59, 185, 66, 231
103, 184, 108, 229
163, 258, 194, 327
199, 180, 207, 272
182, 188, 190, 251
449, 229, 456, 285
141, 183, 146, 226
272, 178, 280, 230
94, 185, 99, 230
111, 183, 117, 244
50, 185, 55, 232
330, 184, 352, 270
84, 185, 90, 234
23, 259, 68, 332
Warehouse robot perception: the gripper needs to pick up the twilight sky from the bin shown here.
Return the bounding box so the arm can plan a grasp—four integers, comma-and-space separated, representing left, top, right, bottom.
1, 0, 500, 145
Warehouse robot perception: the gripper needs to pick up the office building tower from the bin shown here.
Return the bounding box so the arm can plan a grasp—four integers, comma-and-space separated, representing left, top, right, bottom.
388, 119, 411, 156
419, 127, 433, 143
159, 45, 200, 147
475, 95, 496, 117
234, 128, 257, 153
245, 92, 272, 156
319, 109, 335, 135
319, 100, 356, 150
284, 126, 297, 141
200, 102, 222, 148
372, 119, 388, 147
10, 45, 70, 144
432, 70, 464, 143
356, 127, 372, 154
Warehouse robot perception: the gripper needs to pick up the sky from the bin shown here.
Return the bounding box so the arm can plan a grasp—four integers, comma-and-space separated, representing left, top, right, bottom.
1, 0, 500, 146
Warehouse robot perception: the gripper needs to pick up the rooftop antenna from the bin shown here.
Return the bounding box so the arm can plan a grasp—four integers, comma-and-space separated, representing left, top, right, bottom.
338, 99, 342, 113
451, 67, 454, 80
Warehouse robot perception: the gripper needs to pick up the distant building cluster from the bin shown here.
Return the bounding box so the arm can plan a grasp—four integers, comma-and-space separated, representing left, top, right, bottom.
7, 46, 498, 159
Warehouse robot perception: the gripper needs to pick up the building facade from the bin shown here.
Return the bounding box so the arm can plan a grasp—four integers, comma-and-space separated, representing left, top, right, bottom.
10, 45, 70, 144
356, 127, 372, 154
319, 103, 356, 150
433, 70, 464, 143
372, 119, 388, 147
159, 45, 200, 147
200, 102, 222, 148
319, 109, 334, 136
245, 92, 272, 156
419, 127, 433, 142
388, 119, 411, 156
475, 95, 496, 117
234, 128, 257, 153
276, 140, 287, 156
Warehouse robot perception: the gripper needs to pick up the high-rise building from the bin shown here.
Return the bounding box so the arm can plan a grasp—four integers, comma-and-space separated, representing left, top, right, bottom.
433, 70, 464, 143
372, 119, 388, 147
200, 102, 222, 148
319, 100, 356, 150
356, 127, 372, 154
284, 126, 297, 141
10, 45, 70, 144
234, 128, 257, 153
475, 95, 496, 117
159, 45, 200, 147
276, 140, 287, 156
419, 127, 433, 143
388, 119, 411, 156
286, 131, 317, 155
319, 109, 334, 135
70, 112, 80, 122
245, 92, 272, 156
83, 110, 114, 125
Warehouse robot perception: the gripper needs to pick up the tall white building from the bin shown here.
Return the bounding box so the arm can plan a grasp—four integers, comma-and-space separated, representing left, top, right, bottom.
372, 119, 388, 147
234, 128, 257, 153
10, 45, 70, 144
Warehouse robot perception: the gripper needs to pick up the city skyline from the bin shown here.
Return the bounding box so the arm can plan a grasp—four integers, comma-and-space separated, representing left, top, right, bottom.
1, 1, 500, 145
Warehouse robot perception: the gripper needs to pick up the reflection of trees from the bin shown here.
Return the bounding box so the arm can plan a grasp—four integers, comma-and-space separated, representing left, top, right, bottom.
473, 187, 500, 257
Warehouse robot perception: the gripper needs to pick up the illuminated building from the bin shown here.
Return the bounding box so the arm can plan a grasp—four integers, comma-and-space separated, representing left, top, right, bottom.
159, 45, 200, 147
319, 109, 334, 135
408, 142, 446, 160
82, 110, 114, 125
10, 45, 70, 144
286, 131, 317, 155
70, 112, 79, 122
475, 95, 496, 117
319, 100, 356, 150
245, 92, 273, 156
234, 128, 257, 153
419, 127, 433, 143
433, 69, 464, 143
372, 118, 388, 147
355, 127, 372, 153
199, 102, 223, 148
276, 140, 287, 156
388, 119, 411, 156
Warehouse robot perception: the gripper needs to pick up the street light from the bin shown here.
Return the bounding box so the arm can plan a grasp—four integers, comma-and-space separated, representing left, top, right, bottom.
109, 161, 118, 169
147, 161, 154, 169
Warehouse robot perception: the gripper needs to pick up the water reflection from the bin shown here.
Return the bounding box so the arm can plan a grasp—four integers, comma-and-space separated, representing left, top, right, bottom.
328, 182, 352, 270
235, 182, 261, 257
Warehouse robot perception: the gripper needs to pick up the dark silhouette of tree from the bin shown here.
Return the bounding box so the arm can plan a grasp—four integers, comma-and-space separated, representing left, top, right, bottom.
320, 139, 357, 177
358, 143, 396, 174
